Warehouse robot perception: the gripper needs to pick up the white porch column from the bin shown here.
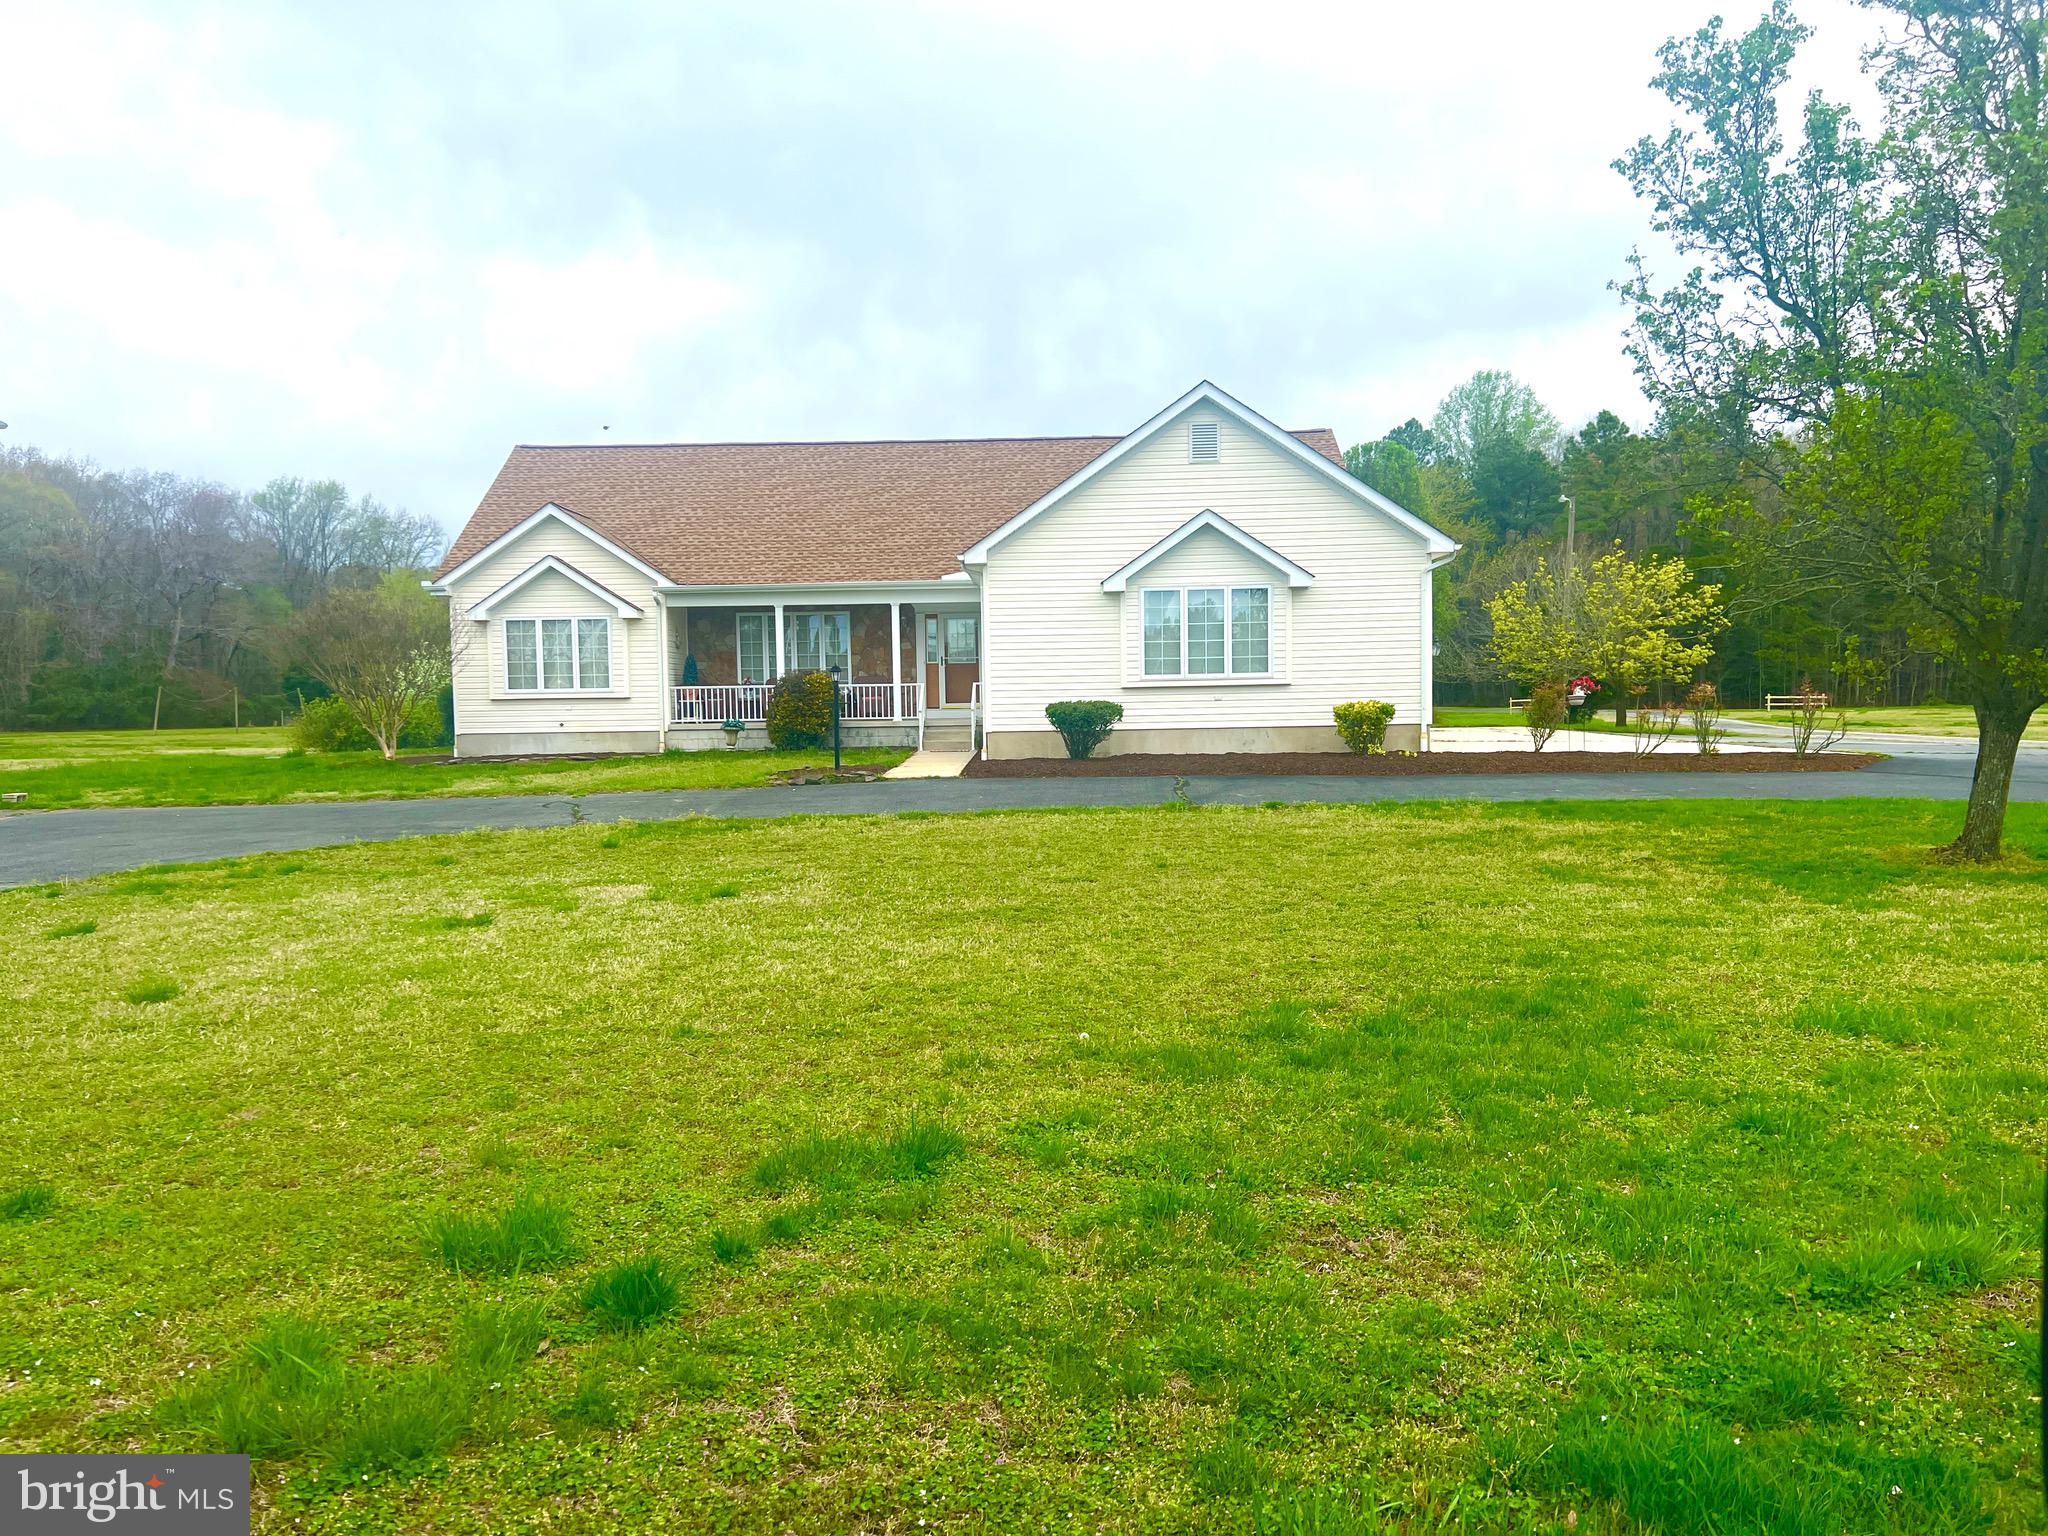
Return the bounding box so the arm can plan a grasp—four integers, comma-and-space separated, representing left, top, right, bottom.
772, 600, 785, 678
888, 601, 902, 719
656, 597, 671, 733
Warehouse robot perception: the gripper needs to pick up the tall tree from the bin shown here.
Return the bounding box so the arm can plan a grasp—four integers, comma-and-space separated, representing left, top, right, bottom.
1429, 370, 1562, 470
1471, 437, 1563, 536
1619, 0, 2048, 859
1342, 438, 1428, 514
1384, 417, 1443, 465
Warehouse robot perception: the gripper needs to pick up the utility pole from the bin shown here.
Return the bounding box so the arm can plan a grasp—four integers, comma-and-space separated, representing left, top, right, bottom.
1558, 495, 1577, 571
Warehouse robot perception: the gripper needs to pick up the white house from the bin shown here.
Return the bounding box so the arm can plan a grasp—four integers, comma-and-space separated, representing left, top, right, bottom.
429, 381, 1459, 759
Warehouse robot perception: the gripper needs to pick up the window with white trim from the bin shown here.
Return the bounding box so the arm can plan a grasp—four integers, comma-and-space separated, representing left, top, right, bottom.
504, 616, 612, 692
785, 610, 850, 674
736, 612, 770, 682
1230, 588, 1269, 674
1140, 586, 1272, 677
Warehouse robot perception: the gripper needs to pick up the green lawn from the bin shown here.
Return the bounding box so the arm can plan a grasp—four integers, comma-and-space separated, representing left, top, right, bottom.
1726, 704, 2048, 742
0, 726, 300, 764
3, 801, 2043, 1533
0, 728, 908, 808
1435, 708, 1625, 732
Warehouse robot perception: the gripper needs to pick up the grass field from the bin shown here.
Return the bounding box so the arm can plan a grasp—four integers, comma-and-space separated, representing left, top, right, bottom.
0, 728, 908, 808
1727, 705, 2048, 741
3, 801, 2043, 1533
1435, 708, 1625, 732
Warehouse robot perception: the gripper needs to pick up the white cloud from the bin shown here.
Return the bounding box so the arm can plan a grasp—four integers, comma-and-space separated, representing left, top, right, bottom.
0, 0, 1895, 526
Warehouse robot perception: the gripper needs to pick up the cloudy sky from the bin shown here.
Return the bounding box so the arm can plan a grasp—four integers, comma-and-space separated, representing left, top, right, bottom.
1, 0, 1883, 546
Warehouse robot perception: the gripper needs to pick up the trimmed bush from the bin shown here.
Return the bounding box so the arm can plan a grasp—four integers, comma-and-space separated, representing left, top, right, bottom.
765, 670, 835, 749
1045, 700, 1123, 760
1332, 700, 1397, 755
291, 694, 441, 753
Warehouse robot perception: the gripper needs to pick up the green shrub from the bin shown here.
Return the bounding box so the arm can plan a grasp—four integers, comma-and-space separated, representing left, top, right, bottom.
1524, 681, 1567, 752
765, 670, 835, 748
290, 694, 442, 753
1044, 700, 1123, 759
1332, 700, 1396, 755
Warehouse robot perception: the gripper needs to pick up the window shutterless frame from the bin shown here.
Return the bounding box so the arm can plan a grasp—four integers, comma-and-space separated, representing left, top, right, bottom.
735, 611, 771, 683
784, 610, 851, 674
1138, 585, 1273, 678
502, 615, 613, 693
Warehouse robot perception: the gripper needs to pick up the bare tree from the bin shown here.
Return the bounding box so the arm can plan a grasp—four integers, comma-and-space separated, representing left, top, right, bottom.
1787, 680, 1848, 758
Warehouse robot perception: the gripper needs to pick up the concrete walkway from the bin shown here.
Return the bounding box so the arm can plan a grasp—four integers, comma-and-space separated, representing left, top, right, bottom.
4, 740, 2044, 887
882, 750, 972, 779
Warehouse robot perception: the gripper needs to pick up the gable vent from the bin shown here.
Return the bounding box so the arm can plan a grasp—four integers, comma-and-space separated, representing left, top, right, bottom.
1188, 420, 1220, 462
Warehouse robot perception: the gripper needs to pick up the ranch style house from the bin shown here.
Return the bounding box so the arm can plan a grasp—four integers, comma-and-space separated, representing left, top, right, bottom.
429, 381, 1460, 759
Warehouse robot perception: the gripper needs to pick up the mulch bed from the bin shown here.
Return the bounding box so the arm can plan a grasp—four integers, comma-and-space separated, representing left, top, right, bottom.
767, 766, 888, 785
962, 750, 1884, 779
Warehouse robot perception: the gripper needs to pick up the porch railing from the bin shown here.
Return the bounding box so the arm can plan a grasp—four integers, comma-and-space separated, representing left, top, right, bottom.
671, 680, 921, 725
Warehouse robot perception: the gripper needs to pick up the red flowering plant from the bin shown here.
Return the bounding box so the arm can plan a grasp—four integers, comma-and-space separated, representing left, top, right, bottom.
1565, 675, 1599, 723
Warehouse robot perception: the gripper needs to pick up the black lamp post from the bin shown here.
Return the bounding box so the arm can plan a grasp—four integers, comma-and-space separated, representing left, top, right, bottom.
828, 663, 843, 771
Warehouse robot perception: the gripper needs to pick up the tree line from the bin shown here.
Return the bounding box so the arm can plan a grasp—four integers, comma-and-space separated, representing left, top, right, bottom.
0, 449, 442, 729
1366, 0, 2045, 861
1343, 367, 1953, 712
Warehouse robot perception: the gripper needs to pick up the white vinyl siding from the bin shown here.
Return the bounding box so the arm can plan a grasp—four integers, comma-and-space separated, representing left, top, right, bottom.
980, 407, 1430, 735
447, 522, 656, 738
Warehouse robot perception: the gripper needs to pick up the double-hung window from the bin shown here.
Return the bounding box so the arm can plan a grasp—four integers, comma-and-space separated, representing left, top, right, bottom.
785, 611, 850, 675
504, 617, 612, 692
1140, 586, 1272, 677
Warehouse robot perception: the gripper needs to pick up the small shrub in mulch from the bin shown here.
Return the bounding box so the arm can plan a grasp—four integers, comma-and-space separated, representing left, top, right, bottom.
961, 750, 1884, 780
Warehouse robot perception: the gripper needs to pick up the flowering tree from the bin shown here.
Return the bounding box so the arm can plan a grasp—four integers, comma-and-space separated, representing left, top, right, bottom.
1488, 548, 1726, 721
295, 574, 458, 760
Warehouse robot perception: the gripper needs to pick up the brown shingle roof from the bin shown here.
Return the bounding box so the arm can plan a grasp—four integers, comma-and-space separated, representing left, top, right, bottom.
439, 429, 1345, 585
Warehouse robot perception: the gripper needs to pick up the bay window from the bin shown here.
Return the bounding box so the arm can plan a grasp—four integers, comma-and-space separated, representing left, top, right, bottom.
1140, 585, 1272, 678
504, 616, 613, 692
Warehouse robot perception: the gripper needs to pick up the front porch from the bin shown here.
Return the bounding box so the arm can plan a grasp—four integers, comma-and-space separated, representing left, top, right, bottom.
660, 588, 980, 751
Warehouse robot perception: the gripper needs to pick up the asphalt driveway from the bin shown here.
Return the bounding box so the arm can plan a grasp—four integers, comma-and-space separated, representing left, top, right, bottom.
5, 733, 2044, 887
